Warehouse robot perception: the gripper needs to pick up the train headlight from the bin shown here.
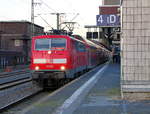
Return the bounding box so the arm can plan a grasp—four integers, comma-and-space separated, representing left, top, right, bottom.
60, 66, 65, 71
35, 66, 39, 70
48, 51, 51, 54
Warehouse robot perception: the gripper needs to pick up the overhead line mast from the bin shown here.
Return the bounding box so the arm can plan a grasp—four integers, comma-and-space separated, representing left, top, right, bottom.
31, 0, 34, 37
31, 0, 79, 33
51, 13, 65, 30
31, 0, 42, 37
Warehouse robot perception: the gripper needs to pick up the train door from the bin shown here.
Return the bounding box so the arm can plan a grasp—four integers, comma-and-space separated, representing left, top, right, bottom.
71, 40, 77, 73
87, 46, 92, 69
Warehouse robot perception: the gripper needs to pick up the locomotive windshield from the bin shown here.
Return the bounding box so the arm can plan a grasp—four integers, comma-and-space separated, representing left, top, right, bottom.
35, 38, 66, 50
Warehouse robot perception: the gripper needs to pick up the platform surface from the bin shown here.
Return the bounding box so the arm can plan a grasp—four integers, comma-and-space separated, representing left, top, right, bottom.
73, 63, 150, 114
20, 64, 105, 114
20, 63, 150, 114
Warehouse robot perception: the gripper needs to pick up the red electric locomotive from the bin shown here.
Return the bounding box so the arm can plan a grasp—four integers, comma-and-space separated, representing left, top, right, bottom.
31, 34, 88, 82
30, 32, 110, 87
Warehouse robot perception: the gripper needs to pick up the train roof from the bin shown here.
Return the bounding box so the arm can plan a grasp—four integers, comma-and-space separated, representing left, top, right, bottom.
90, 40, 111, 51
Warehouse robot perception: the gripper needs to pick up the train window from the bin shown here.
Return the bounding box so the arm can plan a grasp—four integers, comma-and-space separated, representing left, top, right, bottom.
35, 39, 50, 50
35, 38, 66, 50
80, 43, 86, 52
75, 42, 86, 52
51, 38, 66, 50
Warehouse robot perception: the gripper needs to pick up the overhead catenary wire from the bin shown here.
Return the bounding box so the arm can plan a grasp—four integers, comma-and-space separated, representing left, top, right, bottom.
33, 0, 81, 32
40, 0, 57, 13
36, 14, 54, 29
61, 0, 86, 25
34, 1, 56, 30
70, 13, 79, 22
41, 0, 80, 24
34, 0, 66, 30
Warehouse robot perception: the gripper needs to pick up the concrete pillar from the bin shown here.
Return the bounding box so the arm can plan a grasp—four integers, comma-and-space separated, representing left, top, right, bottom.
121, 0, 150, 100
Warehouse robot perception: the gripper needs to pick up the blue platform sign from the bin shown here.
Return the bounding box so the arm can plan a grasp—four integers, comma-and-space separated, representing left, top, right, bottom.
96, 14, 120, 26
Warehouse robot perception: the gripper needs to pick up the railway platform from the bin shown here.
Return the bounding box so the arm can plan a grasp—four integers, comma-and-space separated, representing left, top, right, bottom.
20, 62, 150, 114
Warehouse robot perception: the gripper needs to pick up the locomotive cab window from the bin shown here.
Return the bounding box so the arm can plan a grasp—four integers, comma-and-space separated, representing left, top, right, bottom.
35, 39, 50, 50
35, 38, 66, 50
51, 38, 66, 50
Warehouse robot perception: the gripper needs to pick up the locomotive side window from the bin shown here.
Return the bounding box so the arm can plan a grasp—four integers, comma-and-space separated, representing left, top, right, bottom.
35, 38, 66, 50
75, 41, 86, 52
79, 43, 86, 52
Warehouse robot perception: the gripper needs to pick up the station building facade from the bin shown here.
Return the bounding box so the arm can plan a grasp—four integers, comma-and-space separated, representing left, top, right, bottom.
102, 0, 121, 5
0, 21, 44, 68
85, 0, 120, 48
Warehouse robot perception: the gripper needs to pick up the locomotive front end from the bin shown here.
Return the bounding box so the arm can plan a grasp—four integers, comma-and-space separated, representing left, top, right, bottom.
31, 35, 70, 74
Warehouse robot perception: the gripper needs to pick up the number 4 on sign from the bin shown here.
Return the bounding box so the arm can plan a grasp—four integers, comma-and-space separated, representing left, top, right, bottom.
98, 15, 103, 23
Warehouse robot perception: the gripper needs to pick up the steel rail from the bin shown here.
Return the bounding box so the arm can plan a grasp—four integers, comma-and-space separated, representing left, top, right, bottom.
0, 69, 30, 78
0, 79, 42, 111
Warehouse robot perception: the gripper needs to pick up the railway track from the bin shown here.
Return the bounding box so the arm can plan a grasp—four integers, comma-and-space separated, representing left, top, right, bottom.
0, 69, 31, 85
0, 65, 100, 112
0, 70, 85, 112
0, 70, 42, 110
0, 69, 74, 111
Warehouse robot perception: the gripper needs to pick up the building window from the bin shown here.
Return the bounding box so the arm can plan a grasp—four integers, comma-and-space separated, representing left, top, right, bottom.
14, 40, 21, 46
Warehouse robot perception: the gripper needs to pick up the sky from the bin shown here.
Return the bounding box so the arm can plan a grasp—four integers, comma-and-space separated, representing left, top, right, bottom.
0, 0, 102, 37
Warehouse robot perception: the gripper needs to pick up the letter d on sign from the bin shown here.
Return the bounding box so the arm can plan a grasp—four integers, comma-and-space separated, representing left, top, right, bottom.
110, 15, 116, 24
